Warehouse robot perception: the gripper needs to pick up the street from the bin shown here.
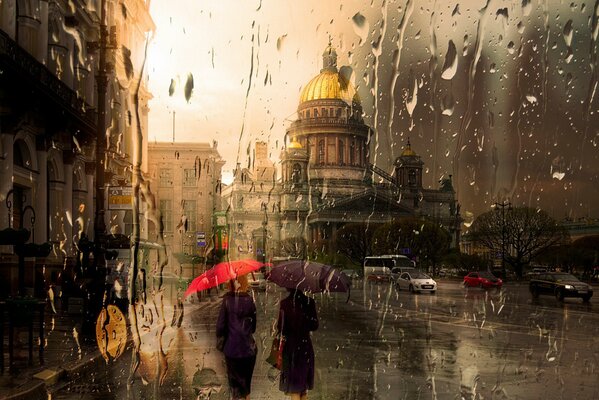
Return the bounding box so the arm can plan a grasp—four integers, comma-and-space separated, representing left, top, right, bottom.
52, 280, 599, 399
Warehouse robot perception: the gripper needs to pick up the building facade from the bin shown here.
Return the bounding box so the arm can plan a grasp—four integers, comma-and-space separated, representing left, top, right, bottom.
222, 46, 461, 263
0, 0, 154, 296
146, 141, 224, 274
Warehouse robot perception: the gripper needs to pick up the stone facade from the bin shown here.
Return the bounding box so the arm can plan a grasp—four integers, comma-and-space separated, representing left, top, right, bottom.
0, 0, 153, 296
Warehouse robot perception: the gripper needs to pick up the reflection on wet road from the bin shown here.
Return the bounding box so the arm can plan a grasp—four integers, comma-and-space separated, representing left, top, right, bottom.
53, 281, 599, 399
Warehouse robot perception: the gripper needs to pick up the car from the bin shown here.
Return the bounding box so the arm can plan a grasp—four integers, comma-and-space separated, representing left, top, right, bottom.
529, 272, 593, 302
463, 271, 503, 289
248, 271, 267, 291
394, 270, 437, 294
367, 273, 393, 283
341, 269, 360, 282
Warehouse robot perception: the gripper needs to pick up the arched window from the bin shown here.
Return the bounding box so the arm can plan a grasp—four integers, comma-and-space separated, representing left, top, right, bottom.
338, 140, 344, 165
13, 139, 32, 169
349, 141, 355, 165
292, 163, 301, 183
408, 170, 417, 186
317, 140, 325, 165
306, 109, 310, 118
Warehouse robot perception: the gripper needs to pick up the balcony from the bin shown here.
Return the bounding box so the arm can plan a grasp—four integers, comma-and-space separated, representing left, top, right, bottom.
0, 28, 96, 137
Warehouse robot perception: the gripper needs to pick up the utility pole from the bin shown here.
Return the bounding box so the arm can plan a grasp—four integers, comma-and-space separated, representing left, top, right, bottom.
494, 200, 512, 279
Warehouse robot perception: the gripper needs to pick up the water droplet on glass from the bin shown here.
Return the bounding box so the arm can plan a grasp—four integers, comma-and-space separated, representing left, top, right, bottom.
507, 41, 515, 54
184, 73, 194, 102
276, 34, 287, 51
168, 78, 176, 96
441, 40, 458, 80
352, 12, 369, 44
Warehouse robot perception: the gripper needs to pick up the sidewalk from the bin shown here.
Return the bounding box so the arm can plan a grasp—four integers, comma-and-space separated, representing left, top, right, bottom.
0, 293, 280, 400
0, 301, 102, 400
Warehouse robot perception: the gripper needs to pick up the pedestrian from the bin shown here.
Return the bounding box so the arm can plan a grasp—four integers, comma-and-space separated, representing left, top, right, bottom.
216, 274, 257, 400
277, 289, 319, 400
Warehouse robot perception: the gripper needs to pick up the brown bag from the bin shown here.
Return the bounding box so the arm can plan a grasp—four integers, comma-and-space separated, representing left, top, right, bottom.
265, 310, 284, 369
265, 335, 284, 369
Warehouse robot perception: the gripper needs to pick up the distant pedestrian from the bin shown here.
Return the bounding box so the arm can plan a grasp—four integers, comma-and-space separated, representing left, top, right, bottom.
277, 289, 319, 400
216, 275, 257, 400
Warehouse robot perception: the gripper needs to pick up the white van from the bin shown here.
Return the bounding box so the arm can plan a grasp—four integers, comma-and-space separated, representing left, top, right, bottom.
363, 255, 415, 282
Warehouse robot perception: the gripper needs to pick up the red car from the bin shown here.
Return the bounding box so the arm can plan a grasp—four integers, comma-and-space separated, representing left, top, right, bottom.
463, 271, 503, 289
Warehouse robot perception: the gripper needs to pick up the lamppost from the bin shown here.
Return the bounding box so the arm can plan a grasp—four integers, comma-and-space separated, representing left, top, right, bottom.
493, 200, 512, 278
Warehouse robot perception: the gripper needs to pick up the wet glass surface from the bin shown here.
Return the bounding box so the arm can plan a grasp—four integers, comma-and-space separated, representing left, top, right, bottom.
1, 0, 599, 399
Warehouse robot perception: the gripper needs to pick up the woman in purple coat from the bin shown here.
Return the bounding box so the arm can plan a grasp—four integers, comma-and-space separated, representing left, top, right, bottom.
216, 275, 257, 400
277, 289, 319, 400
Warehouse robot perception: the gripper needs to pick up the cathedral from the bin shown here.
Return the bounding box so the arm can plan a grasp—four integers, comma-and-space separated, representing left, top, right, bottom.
221, 45, 460, 261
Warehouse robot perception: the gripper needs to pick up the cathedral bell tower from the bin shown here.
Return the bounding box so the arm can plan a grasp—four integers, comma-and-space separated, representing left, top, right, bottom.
394, 139, 424, 208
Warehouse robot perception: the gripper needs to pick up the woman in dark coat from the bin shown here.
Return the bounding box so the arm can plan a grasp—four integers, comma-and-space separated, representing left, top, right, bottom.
216, 275, 257, 400
277, 289, 319, 399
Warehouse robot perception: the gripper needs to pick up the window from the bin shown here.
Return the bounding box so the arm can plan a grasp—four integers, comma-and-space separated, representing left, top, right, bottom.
292, 163, 301, 183
322, 108, 327, 117
317, 140, 325, 165
159, 168, 172, 187
183, 200, 197, 231
349, 141, 355, 165
159, 199, 173, 232
338, 140, 344, 165
306, 109, 310, 118
183, 168, 196, 187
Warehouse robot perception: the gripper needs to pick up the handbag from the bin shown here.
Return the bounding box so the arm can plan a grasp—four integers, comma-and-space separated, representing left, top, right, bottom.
265, 311, 284, 369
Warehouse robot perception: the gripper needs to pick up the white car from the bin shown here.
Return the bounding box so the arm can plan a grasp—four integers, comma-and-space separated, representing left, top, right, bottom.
395, 270, 437, 294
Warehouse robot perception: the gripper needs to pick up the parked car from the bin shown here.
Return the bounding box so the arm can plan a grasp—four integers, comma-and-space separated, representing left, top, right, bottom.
529, 272, 593, 302
248, 271, 267, 291
463, 271, 503, 289
394, 270, 437, 294
341, 269, 361, 282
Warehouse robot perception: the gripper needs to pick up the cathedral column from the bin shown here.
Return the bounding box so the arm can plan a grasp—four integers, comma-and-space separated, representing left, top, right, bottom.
35, 137, 48, 243
63, 151, 74, 256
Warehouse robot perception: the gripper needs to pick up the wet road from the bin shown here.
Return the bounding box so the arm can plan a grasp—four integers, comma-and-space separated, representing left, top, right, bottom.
52, 280, 599, 399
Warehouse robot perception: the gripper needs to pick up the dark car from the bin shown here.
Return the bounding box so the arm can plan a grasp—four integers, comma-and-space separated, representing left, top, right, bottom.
529, 272, 593, 302
463, 271, 503, 289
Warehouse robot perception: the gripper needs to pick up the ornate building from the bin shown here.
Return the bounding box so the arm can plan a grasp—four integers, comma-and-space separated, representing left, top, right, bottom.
0, 1, 154, 296
223, 45, 461, 262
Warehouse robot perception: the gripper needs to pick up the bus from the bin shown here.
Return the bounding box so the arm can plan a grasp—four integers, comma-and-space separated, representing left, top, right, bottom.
363, 255, 416, 281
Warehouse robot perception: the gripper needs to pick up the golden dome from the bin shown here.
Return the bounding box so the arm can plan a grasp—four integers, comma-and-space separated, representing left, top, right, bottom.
288, 137, 303, 149
299, 70, 359, 105
299, 45, 359, 106
400, 139, 418, 157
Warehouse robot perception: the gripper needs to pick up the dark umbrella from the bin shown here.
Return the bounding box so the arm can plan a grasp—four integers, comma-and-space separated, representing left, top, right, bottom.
267, 260, 351, 293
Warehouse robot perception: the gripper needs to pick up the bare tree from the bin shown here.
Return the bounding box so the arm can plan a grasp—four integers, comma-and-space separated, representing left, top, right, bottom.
470, 207, 569, 277
279, 237, 307, 259
336, 222, 379, 265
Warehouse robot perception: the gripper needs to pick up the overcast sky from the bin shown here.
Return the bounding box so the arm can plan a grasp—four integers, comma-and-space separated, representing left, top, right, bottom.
145, 0, 599, 220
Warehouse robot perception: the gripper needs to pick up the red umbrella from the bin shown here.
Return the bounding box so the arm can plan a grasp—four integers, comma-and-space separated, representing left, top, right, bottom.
184, 259, 267, 298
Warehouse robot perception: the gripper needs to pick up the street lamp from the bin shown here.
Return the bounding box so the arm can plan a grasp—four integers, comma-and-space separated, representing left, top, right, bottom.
493, 200, 512, 278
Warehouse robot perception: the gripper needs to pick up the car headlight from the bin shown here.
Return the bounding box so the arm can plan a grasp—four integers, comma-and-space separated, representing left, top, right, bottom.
564, 284, 574, 290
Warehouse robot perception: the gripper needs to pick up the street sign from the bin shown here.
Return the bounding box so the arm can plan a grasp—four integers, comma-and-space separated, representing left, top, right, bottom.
196, 232, 206, 247
107, 186, 132, 210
